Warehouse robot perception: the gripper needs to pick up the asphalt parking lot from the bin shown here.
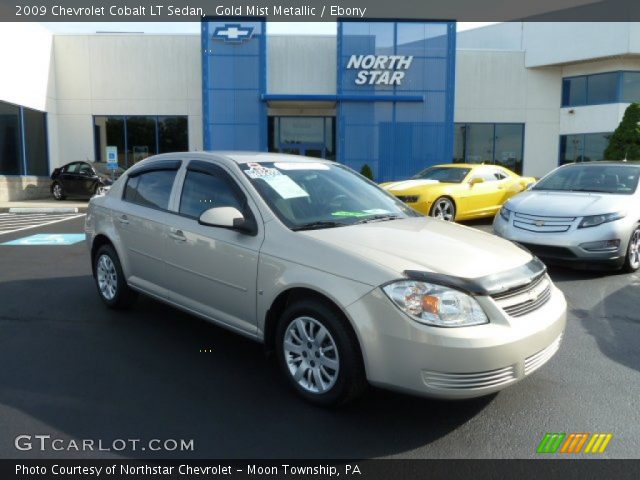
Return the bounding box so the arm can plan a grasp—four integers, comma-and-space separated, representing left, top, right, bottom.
0, 214, 639, 459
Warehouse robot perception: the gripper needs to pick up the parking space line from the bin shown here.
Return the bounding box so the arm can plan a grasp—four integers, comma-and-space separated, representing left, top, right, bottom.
0, 214, 85, 236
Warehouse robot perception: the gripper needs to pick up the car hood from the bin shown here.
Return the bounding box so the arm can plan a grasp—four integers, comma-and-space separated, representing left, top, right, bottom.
300, 217, 532, 280
382, 179, 442, 192
506, 190, 629, 217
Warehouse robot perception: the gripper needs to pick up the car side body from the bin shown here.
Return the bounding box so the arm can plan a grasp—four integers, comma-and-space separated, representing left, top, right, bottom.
51, 161, 123, 200
85, 152, 566, 405
380, 164, 536, 221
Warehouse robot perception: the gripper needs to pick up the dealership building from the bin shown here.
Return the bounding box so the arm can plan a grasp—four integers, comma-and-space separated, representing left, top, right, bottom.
1, 21, 640, 201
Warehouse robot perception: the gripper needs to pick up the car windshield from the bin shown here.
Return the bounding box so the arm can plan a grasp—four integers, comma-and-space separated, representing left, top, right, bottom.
93, 163, 125, 175
242, 161, 420, 230
411, 166, 471, 183
533, 164, 640, 195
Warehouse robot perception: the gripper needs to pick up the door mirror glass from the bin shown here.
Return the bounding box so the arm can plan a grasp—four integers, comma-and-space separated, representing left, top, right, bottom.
469, 176, 484, 185
199, 206, 255, 234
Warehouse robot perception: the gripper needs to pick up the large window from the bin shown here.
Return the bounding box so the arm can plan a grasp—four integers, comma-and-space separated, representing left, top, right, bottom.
453, 123, 525, 174
559, 132, 612, 165
94, 116, 188, 168
124, 170, 177, 211
0, 100, 48, 176
268, 117, 335, 160
562, 71, 640, 107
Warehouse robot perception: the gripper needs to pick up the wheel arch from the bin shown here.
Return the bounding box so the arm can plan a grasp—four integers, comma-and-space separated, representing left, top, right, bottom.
263, 287, 365, 368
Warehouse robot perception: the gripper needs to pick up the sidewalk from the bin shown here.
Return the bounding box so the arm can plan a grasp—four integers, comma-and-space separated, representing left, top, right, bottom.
0, 199, 89, 214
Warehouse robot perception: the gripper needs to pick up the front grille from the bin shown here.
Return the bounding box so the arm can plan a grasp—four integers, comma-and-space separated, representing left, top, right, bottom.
395, 195, 419, 203
513, 212, 575, 233
524, 334, 563, 375
422, 365, 517, 391
492, 274, 552, 317
519, 243, 577, 259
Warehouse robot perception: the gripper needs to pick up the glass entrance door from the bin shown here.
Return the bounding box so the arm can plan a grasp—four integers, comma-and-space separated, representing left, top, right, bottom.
269, 117, 335, 160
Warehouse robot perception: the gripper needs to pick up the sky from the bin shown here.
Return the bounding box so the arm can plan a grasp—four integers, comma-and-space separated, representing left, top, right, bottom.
41, 22, 498, 35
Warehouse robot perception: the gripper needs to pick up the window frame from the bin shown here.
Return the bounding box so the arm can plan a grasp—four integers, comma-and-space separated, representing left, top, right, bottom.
93, 115, 189, 168
453, 122, 525, 174
122, 160, 182, 212
561, 70, 640, 107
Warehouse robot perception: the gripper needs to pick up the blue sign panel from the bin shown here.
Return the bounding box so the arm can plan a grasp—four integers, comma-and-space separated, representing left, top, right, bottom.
202, 20, 267, 151
337, 22, 456, 182
1, 234, 86, 246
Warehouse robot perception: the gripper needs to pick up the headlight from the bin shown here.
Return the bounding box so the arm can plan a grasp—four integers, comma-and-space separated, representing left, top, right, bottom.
382, 280, 488, 327
578, 212, 626, 229
499, 205, 511, 221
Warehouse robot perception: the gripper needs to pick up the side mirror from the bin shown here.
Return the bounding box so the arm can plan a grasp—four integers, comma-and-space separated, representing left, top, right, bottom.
469, 177, 484, 186
198, 207, 257, 235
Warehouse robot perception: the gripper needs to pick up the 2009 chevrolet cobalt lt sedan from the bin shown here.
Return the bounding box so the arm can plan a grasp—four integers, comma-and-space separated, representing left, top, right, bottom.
85, 152, 566, 406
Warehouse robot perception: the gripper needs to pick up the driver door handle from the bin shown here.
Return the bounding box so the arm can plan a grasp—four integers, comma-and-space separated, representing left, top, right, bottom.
169, 229, 186, 242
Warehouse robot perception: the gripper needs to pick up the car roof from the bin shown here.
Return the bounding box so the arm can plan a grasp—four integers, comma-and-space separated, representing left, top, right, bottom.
562, 161, 640, 167
431, 163, 498, 169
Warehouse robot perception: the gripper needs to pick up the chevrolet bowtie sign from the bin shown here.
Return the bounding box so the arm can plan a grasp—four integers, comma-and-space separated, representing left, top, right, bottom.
212, 24, 254, 44
347, 55, 414, 86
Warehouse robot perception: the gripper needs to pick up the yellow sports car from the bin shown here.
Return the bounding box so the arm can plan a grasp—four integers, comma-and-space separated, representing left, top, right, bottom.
380, 164, 536, 222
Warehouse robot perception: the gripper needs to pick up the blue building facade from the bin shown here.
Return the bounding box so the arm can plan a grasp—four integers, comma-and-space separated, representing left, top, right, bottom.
202, 20, 456, 182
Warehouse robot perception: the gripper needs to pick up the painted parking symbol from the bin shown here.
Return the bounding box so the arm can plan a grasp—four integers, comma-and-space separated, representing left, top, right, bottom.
1, 233, 86, 246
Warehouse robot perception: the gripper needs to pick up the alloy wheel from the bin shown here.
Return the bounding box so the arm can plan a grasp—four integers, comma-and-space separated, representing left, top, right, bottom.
432, 198, 455, 221
53, 183, 62, 200
630, 229, 640, 270
283, 316, 340, 394
96, 254, 118, 300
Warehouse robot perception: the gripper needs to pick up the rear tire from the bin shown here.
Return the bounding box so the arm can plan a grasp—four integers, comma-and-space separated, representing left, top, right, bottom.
623, 226, 640, 273
93, 244, 138, 309
52, 182, 65, 200
430, 197, 456, 222
275, 299, 367, 407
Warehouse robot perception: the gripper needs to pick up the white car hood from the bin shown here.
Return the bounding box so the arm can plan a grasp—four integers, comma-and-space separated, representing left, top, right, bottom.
507, 190, 629, 217
383, 179, 439, 191
300, 217, 532, 279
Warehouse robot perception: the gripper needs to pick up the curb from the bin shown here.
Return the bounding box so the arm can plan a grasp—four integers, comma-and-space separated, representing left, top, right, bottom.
6, 207, 80, 214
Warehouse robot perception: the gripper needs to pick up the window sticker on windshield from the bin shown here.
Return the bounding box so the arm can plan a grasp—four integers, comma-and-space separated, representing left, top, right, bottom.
274, 162, 330, 171
331, 211, 371, 218
244, 164, 281, 179
363, 209, 392, 215
262, 175, 309, 199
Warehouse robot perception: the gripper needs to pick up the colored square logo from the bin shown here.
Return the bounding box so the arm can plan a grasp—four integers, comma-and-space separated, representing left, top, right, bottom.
1, 234, 86, 246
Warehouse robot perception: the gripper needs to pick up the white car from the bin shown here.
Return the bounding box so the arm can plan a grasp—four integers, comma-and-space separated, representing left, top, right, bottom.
494, 162, 640, 272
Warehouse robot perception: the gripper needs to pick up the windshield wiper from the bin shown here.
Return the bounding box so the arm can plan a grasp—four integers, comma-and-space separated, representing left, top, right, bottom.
291, 221, 347, 231
354, 214, 400, 224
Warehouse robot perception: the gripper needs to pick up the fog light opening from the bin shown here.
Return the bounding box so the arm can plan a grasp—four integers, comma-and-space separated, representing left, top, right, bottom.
579, 239, 621, 252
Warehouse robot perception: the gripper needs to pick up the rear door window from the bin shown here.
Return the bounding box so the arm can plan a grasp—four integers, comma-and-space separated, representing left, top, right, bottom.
124, 170, 177, 211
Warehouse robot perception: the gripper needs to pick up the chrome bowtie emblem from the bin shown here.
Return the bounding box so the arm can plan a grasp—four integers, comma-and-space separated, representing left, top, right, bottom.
535, 220, 546, 227
212, 24, 254, 44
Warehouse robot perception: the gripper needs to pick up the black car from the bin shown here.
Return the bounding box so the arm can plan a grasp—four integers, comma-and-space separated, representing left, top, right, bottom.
50, 162, 124, 200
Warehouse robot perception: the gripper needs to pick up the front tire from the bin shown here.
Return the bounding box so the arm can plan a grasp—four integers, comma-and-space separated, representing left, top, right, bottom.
623, 226, 640, 273
275, 299, 367, 406
430, 196, 456, 222
51, 182, 65, 200
93, 244, 138, 308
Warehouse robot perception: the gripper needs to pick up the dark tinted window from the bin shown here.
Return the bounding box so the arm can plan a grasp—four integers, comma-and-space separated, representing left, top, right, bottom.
0, 101, 22, 175
124, 170, 177, 210
562, 77, 587, 106
180, 169, 244, 219
23, 108, 48, 176
621, 72, 640, 103
78, 163, 94, 176
158, 116, 188, 153
587, 73, 618, 105
413, 166, 471, 183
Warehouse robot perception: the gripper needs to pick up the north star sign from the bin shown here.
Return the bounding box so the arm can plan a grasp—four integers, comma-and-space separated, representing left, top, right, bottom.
346, 55, 414, 86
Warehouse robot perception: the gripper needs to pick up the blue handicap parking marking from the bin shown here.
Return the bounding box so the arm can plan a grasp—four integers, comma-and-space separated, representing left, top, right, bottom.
1, 233, 86, 246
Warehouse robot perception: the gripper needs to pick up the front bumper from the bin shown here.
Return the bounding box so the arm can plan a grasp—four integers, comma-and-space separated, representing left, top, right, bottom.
346, 284, 566, 399
493, 213, 631, 267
